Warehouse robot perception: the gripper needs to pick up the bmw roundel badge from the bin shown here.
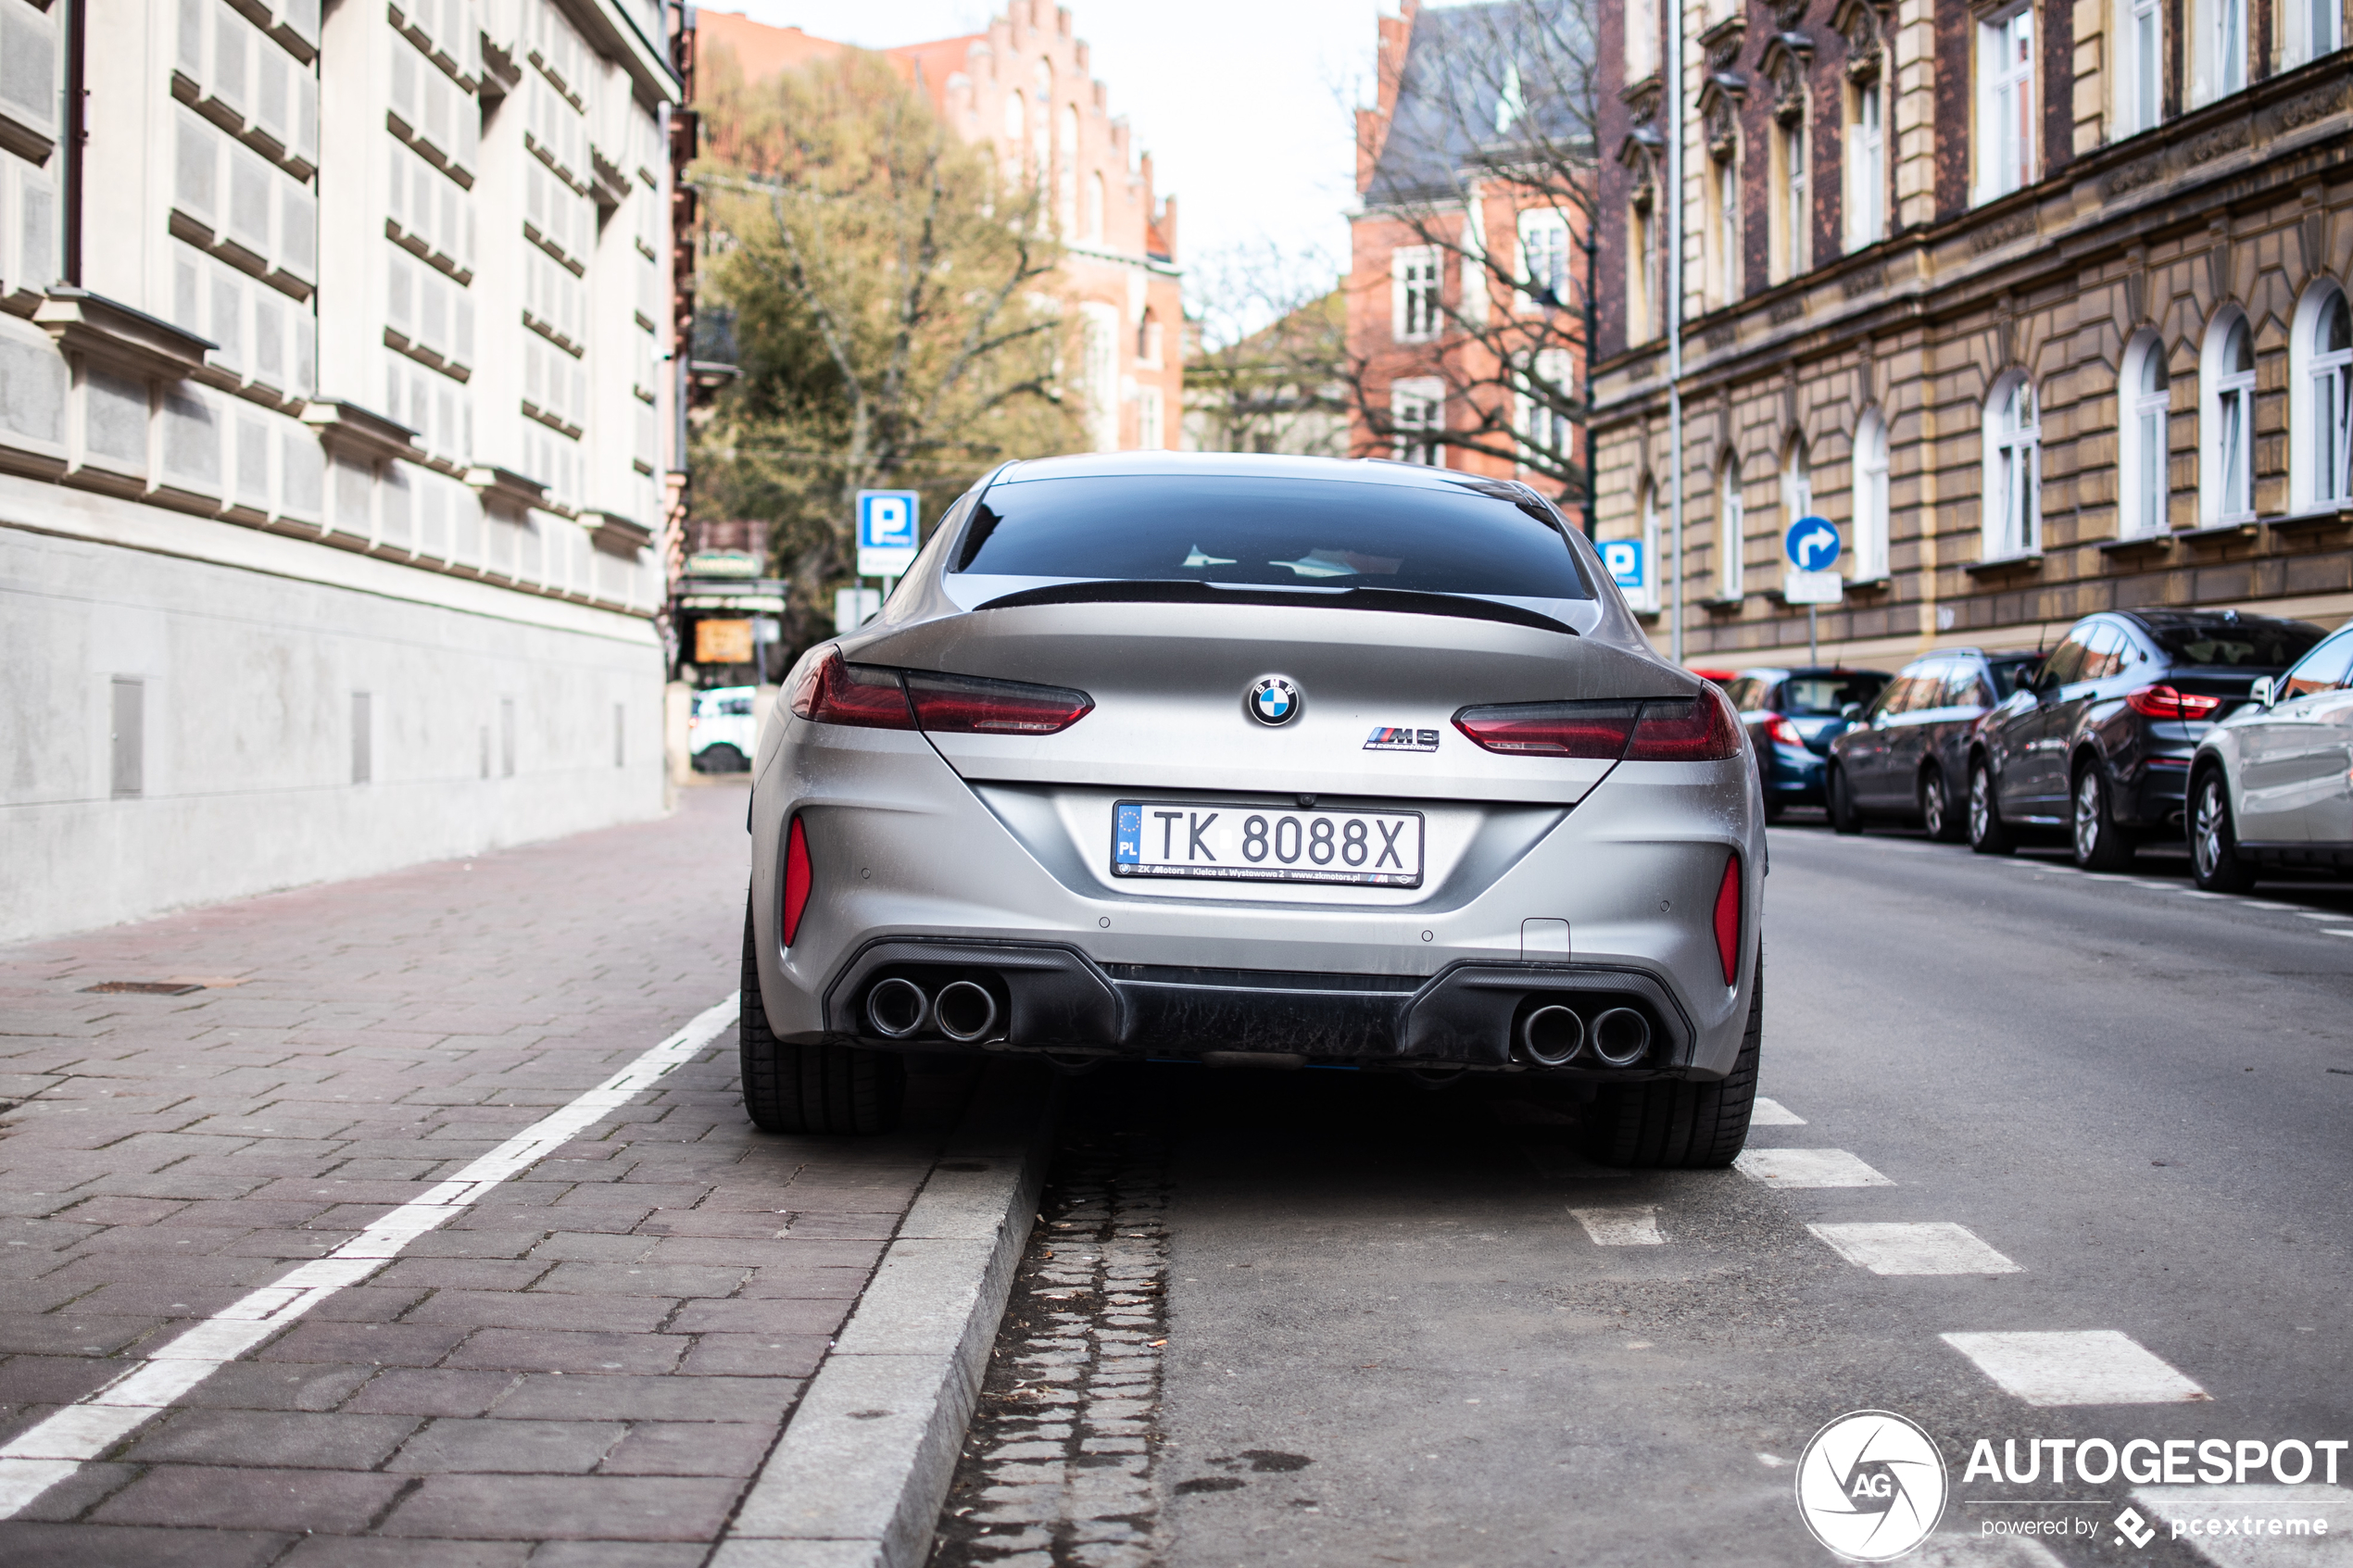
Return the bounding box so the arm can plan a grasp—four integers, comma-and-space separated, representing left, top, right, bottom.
1246, 675, 1303, 727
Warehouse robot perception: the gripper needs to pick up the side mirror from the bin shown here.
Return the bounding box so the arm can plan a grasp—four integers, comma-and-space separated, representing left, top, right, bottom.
2250, 676, 2275, 708
1841, 702, 1862, 721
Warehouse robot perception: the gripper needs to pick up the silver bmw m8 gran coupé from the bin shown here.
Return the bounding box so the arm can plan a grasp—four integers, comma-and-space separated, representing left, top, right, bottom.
741, 453, 1766, 1168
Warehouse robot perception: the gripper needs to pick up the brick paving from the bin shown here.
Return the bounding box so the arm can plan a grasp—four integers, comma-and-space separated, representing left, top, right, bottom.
0, 784, 977, 1562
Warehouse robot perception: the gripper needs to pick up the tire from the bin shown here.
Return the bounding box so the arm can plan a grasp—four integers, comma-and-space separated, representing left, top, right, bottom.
1919, 766, 1963, 843
697, 744, 748, 774
1581, 959, 1761, 1170
1828, 766, 1864, 834
2190, 766, 2259, 894
739, 900, 903, 1135
1968, 759, 2015, 856
2072, 763, 2136, 871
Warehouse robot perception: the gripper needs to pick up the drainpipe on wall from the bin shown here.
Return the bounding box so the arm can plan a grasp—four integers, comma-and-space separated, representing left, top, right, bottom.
1665, 0, 1685, 667
63, 0, 85, 283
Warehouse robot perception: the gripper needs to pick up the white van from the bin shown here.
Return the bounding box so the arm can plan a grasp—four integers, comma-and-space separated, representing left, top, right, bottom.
689, 685, 759, 772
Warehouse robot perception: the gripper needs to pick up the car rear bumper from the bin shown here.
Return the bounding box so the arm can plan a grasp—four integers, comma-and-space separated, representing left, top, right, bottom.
1763, 746, 1827, 804
2120, 750, 2195, 827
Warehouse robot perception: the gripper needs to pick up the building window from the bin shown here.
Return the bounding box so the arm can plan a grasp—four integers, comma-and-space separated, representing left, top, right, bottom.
1138, 309, 1163, 367
1081, 301, 1120, 451
1629, 198, 1663, 341
2192, 0, 2246, 103
110, 676, 145, 799
1391, 377, 1445, 465
1626, 0, 1660, 78
1711, 156, 1742, 307
1517, 348, 1573, 458
1518, 210, 1569, 310
2283, 0, 2344, 64
1982, 373, 2041, 558
2122, 0, 2164, 133
1084, 170, 1105, 243
1772, 119, 1810, 282
2119, 331, 2173, 536
1780, 437, 1814, 532
1977, 6, 2036, 201
1139, 384, 1166, 450
2291, 283, 2353, 511
2202, 310, 2258, 522
1717, 456, 1745, 597
1853, 408, 1890, 578
1393, 246, 1441, 341
1057, 105, 1079, 232
1846, 81, 1883, 252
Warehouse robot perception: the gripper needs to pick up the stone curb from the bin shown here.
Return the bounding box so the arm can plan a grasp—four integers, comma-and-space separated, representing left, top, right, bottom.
714, 1060, 1061, 1568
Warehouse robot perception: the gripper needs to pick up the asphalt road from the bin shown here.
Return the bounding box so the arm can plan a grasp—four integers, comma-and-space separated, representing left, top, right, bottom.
938, 824, 2353, 1568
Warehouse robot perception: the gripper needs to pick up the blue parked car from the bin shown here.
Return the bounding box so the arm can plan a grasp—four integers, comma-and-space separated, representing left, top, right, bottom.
1721, 667, 1892, 822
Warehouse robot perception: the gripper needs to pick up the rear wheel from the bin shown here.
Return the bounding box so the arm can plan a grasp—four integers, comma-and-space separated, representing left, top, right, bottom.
1920, 766, 1962, 843
2072, 763, 2135, 871
740, 900, 902, 1135
1968, 759, 2014, 856
1828, 766, 1864, 834
698, 744, 748, 774
1581, 960, 1761, 1170
2190, 767, 2258, 894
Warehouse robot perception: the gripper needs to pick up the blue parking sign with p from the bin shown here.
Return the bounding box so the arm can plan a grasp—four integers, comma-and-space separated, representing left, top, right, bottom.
1601, 539, 1646, 590
856, 490, 921, 577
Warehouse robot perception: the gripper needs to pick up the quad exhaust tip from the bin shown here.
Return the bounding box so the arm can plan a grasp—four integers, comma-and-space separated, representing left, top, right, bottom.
865, 977, 930, 1038
1515, 1003, 1652, 1068
933, 980, 1000, 1043
1517, 1005, 1585, 1067
1587, 1007, 1651, 1068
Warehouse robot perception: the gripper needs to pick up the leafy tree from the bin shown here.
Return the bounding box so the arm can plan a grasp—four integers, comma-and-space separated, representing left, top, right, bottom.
691, 46, 1085, 647
1185, 243, 1348, 457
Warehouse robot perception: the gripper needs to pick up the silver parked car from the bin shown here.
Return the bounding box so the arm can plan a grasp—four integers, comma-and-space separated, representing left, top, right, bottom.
741, 454, 1765, 1168
2186, 620, 2353, 890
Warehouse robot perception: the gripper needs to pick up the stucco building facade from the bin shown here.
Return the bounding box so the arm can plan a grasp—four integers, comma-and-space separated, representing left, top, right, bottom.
1591, 0, 2353, 668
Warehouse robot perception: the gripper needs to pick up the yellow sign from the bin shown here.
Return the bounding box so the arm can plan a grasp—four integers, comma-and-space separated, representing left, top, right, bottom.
695, 619, 754, 664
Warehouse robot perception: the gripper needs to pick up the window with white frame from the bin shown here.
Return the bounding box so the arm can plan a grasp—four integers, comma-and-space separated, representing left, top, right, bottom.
2190, 0, 2246, 104
1517, 348, 1573, 458
2119, 331, 2172, 536
2290, 283, 2353, 512
1982, 374, 2041, 557
1846, 81, 1884, 252
1713, 156, 1742, 307
2202, 311, 2257, 521
1780, 437, 1814, 532
1853, 408, 1890, 579
1977, 6, 2036, 201
1393, 246, 1441, 341
1773, 119, 1809, 282
1138, 384, 1166, 451
2282, 0, 2344, 65
1080, 300, 1120, 452
1629, 200, 1660, 340
1518, 209, 1570, 310
1717, 456, 1745, 597
2122, 0, 2164, 133
1391, 377, 1445, 465
1084, 171, 1105, 243
1626, 0, 1661, 78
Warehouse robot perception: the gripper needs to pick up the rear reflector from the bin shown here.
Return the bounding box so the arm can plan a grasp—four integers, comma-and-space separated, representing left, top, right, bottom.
2124, 683, 2223, 720
790, 650, 914, 730
904, 671, 1094, 734
782, 815, 812, 947
1453, 687, 1743, 761
1712, 851, 1742, 985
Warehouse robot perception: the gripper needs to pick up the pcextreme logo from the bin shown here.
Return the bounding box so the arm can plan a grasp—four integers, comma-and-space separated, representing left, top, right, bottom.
1795, 1411, 1950, 1562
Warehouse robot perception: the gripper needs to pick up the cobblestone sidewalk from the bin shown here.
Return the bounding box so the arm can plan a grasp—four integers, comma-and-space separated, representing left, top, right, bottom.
0, 784, 978, 1565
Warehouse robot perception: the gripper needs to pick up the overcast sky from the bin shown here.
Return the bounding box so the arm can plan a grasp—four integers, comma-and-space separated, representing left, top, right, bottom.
704, 0, 1409, 284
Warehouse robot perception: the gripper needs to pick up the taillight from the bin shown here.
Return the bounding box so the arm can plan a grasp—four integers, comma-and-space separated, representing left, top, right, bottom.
904, 671, 1093, 734
781, 815, 812, 947
789, 650, 914, 730
2124, 684, 2223, 720
1712, 850, 1742, 985
1762, 713, 1804, 750
1453, 688, 1744, 761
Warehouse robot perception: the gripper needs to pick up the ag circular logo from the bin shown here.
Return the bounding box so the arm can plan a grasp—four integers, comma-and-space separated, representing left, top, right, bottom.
1794, 1410, 1947, 1562
1245, 675, 1302, 727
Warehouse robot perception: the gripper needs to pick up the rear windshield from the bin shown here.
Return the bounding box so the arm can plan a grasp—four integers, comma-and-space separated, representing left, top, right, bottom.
952, 475, 1592, 600
2145, 619, 2324, 668
1782, 673, 1887, 715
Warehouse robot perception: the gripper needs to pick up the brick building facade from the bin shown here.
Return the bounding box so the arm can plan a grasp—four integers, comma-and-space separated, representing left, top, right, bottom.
1591, 0, 2353, 668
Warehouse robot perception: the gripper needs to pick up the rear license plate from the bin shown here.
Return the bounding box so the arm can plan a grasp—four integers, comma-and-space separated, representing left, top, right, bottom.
1112, 801, 1425, 887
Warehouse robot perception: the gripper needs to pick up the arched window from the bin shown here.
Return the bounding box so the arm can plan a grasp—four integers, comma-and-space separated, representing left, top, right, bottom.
2290, 282, 2353, 512
1853, 408, 1890, 579
1845, 79, 1883, 252
2201, 309, 2257, 522
1780, 436, 1813, 530
1057, 105, 1078, 232
1712, 154, 1741, 307
1084, 170, 1105, 243
1001, 91, 1026, 180
1982, 373, 2040, 558
2118, 331, 2171, 537
1717, 455, 1745, 598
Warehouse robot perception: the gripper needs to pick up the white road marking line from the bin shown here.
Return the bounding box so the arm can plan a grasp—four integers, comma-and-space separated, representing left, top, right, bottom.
2319, 928, 2353, 938
1807, 1222, 2021, 1275
1570, 1206, 1664, 1246
2294, 910, 2343, 919
0, 992, 742, 1520
2178, 889, 2235, 899
2131, 1485, 2353, 1566
1750, 1097, 1806, 1125
1940, 1330, 2209, 1406
1732, 1148, 1894, 1187
1908, 1536, 2068, 1567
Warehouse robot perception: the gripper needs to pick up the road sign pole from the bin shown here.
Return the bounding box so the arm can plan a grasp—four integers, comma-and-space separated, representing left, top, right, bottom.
1808, 606, 1818, 667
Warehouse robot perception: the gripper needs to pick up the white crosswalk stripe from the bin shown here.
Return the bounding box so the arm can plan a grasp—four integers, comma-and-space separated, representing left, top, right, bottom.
1808, 1222, 2021, 1274
1733, 1148, 1894, 1186
1941, 1330, 2209, 1406
1908, 1537, 2068, 1567
1570, 1206, 1664, 1246
1750, 1097, 1806, 1125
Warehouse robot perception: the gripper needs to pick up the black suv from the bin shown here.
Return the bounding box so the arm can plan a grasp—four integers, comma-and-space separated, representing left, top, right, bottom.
1825, 648, 2042, 839
1966, 609, 2325, 867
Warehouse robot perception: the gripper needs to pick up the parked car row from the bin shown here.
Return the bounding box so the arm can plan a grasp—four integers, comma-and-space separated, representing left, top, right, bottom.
1779, 608, 2345, 892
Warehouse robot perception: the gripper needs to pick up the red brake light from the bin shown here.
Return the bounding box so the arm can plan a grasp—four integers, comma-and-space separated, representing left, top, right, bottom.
781, 815, 812, 947
789, 650, 914, 730
1712, 850, 1742, 986
1451, 699, 1642, 757
2124, 684, 2222, 720
904, 671, 1094, 734
1762, 713, 1804, 749
1631, 688, 1746, 760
